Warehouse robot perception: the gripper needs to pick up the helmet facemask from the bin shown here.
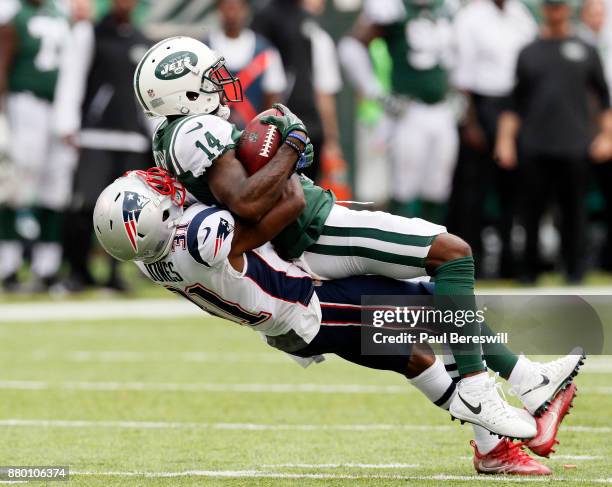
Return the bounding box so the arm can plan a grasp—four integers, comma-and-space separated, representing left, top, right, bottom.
201, 58, 243, 104
193, 58, 242, 119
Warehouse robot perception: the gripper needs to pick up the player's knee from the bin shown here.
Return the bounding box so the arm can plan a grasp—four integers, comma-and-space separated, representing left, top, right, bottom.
426, 233, 472, 273
405, 343, 435, 379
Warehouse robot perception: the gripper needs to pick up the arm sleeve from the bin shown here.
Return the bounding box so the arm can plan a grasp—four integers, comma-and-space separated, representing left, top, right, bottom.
186, 208, 235, 268
52, 21, 95, 137
589, 46, 611, 109
262, 47, 287, 94
171, 115, 237, 178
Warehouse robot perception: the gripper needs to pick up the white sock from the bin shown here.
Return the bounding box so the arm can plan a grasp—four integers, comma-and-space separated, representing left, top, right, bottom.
32, 242, 62, 279
409, 358, 456, 410
0, 241, 23, 278
473, 424, 502, 454
508, 355, 534, 388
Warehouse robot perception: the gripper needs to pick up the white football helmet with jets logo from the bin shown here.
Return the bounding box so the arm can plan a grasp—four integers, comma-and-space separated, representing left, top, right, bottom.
133, 36, 242, 119
93, 169, 186, 264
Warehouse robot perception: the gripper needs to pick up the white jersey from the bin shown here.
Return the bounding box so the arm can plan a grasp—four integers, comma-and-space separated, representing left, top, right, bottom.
152, 113, 238, 181
135, 203, 321, 352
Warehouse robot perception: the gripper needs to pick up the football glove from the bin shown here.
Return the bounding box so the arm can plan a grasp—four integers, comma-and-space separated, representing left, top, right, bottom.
296, 141, 314, 171
260, 103, 308, 140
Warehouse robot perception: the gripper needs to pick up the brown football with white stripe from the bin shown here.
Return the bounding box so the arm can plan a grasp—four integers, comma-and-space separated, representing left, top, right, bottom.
236, 108, 283, 175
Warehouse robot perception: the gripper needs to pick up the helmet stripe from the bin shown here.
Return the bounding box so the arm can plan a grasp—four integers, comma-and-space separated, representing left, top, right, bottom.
134, 47, 156, 113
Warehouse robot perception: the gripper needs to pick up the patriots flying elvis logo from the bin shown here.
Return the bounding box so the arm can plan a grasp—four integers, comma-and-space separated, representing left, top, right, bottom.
122, 192, 150, 251
214, 218, 233, 258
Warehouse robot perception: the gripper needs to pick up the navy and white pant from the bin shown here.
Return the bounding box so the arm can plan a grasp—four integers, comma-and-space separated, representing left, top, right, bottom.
293, 276, 435, 376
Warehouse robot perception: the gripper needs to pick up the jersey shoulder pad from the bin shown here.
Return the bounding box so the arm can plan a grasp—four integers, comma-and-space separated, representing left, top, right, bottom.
186, 206, 235, 268
169, 114, 237, 178
363, 0, 405, 25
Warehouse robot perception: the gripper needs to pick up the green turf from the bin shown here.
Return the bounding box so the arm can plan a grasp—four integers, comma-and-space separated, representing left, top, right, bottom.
0, 314, 610, 486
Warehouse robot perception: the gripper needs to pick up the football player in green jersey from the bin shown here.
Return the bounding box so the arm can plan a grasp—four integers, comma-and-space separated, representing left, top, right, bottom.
339, 0, 458, 225
0, 0, 73, 291
134, 36, 537, 441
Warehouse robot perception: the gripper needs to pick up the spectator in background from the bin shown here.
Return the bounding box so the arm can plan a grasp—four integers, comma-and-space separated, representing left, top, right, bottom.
495, 0, 612, 283
578, 0, 612, 270
0, 0, 73, 292
339, 0, 458, 225
252, 0, 343, 182
451, 0, 537, 277
205, 0, 287, 129
54, 0, 151, 292
578, 0, 612, 96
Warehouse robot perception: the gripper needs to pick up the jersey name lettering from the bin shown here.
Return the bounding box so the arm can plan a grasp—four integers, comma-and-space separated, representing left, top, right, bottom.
144, 261, 184, 283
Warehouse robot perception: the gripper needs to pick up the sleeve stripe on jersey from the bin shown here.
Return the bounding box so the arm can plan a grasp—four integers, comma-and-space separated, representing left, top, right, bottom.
244, 251, 314, 307
187, 207, 223, 267
169, 115, 198, 175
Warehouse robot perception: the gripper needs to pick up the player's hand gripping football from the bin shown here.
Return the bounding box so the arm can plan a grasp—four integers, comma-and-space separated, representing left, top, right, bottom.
261, 103, 314, 171
260, 103, 308, 140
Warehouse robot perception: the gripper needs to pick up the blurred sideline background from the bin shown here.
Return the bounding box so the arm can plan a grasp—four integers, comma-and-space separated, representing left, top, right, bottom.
0, 0, 612, 299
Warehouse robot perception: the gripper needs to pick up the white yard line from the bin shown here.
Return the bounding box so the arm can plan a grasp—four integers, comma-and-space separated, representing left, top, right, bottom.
64, 470, 612, 482
0, 418, 610, 434
17, 351, 612, 372
0, 380, 413, 394
2, 285, 612, 323
63, 351, 285, 364
0, 379, 609, 395
0, 299, 200, 323
551, 455, 605, 460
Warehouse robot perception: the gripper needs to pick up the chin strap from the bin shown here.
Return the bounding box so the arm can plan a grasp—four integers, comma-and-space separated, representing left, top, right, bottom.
216, 104, 231, 120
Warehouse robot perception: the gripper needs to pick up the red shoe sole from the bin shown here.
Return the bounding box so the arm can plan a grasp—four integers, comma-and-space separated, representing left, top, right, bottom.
527, 383, 577, 458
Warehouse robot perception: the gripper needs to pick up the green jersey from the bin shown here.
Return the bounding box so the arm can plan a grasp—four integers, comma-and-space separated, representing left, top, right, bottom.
152, 114, 335, 260
364, 0, 453, 104
6, 0, 69, 101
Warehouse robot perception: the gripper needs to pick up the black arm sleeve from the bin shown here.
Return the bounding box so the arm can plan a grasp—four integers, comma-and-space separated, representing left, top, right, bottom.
588, 46, 611, 109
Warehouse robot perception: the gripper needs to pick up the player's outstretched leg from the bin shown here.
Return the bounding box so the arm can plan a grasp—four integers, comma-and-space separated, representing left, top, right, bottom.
425, 234, 536, 440
442, 330, 584, 458
301, 208, 535, 437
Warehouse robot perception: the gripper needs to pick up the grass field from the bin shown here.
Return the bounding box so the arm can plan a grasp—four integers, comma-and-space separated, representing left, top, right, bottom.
0, 296, 611, 486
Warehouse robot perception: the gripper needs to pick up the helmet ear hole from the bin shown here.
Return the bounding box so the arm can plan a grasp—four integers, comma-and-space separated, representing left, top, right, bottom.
186, 91, 200, 101
162, 210, 170, 222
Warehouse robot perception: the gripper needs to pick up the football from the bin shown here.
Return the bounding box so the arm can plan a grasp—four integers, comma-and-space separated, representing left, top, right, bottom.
236, 108, 283, 175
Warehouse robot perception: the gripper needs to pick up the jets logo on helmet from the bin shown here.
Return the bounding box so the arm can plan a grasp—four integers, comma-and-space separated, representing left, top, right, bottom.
122, 192, 151, 252
134, 36, 242, 119
155, 51, 199, 80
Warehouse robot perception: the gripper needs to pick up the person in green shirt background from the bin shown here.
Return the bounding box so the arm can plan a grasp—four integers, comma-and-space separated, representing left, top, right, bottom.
0, 0, 74, 292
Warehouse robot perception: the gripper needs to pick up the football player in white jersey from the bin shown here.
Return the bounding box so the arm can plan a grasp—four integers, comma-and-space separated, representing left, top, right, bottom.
94, 169, 583, 475
132, 36, 585, 443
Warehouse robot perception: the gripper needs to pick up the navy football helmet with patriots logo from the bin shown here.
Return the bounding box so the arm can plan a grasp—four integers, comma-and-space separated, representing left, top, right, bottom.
94, 169, 185, 263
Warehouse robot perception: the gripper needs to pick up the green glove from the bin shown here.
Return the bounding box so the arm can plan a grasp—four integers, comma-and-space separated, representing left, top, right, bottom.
260, 103, 308, 140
